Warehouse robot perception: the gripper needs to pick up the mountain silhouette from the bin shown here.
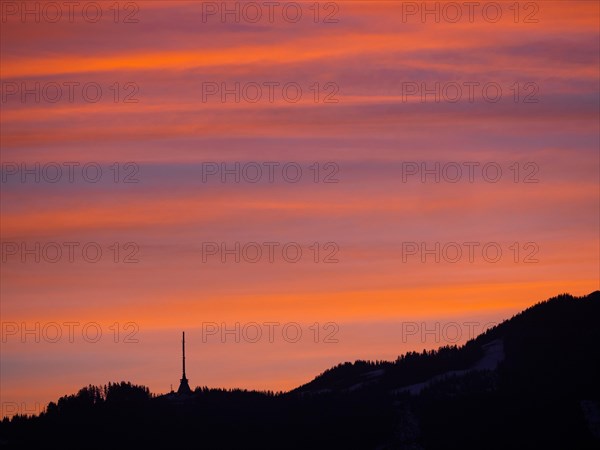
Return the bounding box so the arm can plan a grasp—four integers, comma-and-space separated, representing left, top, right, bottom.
1, 291, 598, 449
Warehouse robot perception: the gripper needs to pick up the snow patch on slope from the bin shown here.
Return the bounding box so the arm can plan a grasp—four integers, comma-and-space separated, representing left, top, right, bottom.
394, 339, 505, 395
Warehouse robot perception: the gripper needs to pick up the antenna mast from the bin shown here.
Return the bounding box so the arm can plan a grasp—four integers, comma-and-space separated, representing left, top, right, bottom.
177, 331, 192, 395
182, 331, 186, 377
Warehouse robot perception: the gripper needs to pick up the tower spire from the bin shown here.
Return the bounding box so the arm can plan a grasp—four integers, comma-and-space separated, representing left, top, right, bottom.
177, 331, 192, 395
182, 331, 186, 377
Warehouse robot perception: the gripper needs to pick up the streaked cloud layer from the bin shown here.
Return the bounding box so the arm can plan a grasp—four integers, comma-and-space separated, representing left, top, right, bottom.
1, 1, 598, 413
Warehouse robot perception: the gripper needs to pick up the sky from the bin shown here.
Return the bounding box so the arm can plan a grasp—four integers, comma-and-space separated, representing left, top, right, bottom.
1, 1, 599, 417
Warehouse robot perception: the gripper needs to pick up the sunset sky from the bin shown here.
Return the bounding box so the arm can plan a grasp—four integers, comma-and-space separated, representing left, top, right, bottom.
1, 1, 599, 416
